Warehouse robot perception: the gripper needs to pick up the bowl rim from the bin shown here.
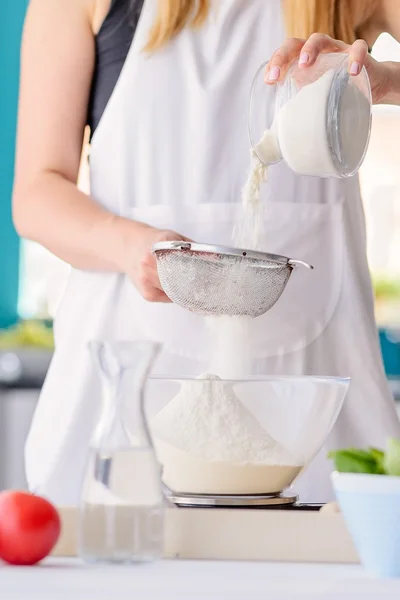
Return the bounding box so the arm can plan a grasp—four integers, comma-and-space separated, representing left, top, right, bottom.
149, 375, 351, 384
332, 471, 400, 493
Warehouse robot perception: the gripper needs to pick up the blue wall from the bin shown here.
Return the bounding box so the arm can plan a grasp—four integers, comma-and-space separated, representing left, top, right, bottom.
0, 1, 28, 327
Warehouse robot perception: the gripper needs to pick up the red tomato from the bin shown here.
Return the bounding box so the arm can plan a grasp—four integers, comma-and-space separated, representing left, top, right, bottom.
0, 491, 61, 566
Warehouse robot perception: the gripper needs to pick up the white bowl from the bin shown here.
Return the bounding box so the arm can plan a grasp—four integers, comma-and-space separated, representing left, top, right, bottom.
332, 472, 400, 578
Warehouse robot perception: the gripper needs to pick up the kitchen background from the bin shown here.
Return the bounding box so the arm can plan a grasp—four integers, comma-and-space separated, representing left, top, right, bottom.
1, 5, 400, 492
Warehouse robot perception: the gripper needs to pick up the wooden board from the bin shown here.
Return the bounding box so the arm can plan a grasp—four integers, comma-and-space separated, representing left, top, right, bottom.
52, 507, 359, 564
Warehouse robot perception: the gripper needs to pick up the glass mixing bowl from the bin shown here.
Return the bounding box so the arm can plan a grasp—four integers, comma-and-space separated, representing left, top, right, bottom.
144, 376, 349, 497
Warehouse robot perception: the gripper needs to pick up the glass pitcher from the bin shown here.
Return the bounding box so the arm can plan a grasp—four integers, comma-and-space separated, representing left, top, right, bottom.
78, 340, 164, 564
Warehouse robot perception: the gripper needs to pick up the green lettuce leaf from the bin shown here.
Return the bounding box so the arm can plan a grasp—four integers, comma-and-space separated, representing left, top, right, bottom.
328, 448, 385, 475
369, 448, 386, 474
383, 438, 400, 476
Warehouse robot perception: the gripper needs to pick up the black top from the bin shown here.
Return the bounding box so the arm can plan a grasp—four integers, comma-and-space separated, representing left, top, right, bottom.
87, 0, 144, 136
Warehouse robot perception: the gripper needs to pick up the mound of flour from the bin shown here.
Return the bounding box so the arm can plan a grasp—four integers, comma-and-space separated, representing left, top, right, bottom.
152, 374, 296, 466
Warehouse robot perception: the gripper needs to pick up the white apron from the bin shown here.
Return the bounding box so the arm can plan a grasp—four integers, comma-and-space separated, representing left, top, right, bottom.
25, 0, 400, 505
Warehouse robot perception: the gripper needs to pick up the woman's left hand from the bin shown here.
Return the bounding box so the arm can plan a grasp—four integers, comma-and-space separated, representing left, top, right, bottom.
264, 34, 396, 105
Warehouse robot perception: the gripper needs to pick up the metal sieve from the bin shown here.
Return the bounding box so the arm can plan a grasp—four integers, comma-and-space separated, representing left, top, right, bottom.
152, 241, 313, 318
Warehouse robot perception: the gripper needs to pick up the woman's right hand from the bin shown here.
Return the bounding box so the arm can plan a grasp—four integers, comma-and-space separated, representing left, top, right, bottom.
264, 34, 399, 105
122, 223, 190, 303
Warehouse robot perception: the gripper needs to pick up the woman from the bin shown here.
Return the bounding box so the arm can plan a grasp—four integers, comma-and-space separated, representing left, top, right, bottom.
14, 0, 400, 505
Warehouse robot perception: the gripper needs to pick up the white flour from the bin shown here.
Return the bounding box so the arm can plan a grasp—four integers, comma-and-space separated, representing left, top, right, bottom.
153, 374, 294, 464
205, 111, 281, 380
206, 315, 253, 379
276, 68, 371, 176
206, 122, 281, 380
233, 151, 268, 251
152, 375, 300, 494
233, 127, 281, 251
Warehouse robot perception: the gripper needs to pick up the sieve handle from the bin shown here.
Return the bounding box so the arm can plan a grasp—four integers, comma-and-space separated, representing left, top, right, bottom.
152, 241, 192, 253
167, 241, 192, 250
288, 259, 314, 270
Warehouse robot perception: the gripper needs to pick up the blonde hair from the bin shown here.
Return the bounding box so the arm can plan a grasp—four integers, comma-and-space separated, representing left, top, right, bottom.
145, 0, 209, 51
284, 0, 378, 45
145, 0, 378, 52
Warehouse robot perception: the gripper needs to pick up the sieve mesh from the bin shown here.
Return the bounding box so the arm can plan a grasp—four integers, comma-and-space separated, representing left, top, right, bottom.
155, 248, 293, 317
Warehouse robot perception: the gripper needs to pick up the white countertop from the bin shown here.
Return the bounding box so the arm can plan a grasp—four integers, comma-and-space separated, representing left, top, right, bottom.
1, 559, 400, 599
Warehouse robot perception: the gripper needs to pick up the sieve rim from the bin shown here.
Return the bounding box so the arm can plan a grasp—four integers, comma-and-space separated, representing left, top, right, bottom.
154, 241, 288, 264
153, 241, 313, 269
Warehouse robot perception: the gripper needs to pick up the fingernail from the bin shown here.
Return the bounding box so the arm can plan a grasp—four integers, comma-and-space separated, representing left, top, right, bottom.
299, 52, 309, 65
350, 61, 360, 75
267, 66, 280, 81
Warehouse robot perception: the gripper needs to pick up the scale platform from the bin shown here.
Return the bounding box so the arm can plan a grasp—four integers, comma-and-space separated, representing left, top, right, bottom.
168, 492, 321, 510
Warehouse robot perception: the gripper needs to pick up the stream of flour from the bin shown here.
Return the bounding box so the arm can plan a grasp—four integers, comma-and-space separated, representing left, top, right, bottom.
206, 144, 274, 380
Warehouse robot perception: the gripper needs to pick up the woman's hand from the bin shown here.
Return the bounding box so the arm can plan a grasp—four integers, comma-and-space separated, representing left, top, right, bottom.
122, 223, 190, 303
264, 34, 397, 105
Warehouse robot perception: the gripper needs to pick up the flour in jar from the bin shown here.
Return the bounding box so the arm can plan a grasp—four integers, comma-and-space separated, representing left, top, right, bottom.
276, 67, 371, 176
235, 67, 371, 248
152, 375, 301, 495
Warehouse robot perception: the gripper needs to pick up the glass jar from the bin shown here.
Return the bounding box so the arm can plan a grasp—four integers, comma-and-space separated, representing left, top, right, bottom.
249, 52, 372, 178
